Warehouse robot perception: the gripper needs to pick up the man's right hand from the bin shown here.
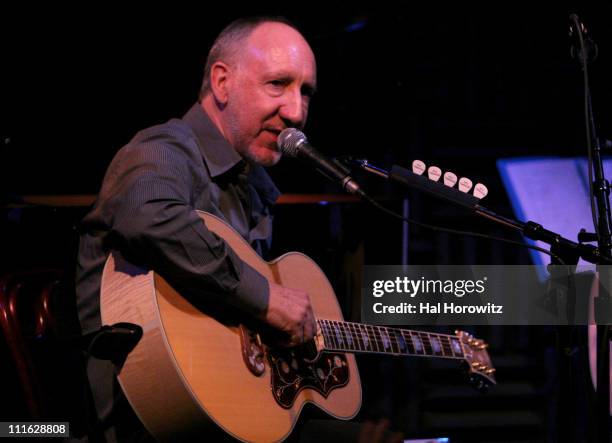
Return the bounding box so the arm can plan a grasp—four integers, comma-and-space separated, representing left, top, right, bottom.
263, 282, 316, 347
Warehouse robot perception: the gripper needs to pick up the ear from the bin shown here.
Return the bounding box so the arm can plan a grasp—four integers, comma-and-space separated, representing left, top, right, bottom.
209, 61, 231, 105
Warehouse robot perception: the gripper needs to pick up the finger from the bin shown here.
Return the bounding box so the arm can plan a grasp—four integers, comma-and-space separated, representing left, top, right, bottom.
302, 321, 315, 342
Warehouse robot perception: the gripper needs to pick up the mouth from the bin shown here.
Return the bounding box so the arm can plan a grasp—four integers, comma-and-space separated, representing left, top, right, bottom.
263, 127, 284, 136
261, 128, 285, 148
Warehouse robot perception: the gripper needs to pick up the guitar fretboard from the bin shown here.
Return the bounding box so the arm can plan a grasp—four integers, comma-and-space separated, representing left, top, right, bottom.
317, 319, 464, 360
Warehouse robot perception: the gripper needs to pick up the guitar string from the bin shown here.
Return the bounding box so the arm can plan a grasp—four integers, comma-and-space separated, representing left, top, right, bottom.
317, 319, 467, 359
331, 322, 465, 360
322, 319, 459, 354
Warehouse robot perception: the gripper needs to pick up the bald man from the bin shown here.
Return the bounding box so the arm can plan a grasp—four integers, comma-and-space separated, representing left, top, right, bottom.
75, 16, 317, 442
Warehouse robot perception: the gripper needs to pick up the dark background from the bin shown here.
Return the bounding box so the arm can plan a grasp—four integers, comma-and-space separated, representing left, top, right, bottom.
1, 3, 611, 196
1, 3, 611, 442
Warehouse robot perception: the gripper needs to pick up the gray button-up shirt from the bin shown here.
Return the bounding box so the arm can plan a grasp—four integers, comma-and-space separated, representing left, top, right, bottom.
76, 103, 280, 335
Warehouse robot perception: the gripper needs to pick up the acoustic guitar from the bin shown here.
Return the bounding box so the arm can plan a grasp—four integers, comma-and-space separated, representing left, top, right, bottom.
101, 211, 495, 442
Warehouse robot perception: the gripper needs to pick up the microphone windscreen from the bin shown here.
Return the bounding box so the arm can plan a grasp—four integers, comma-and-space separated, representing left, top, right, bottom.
277, 128, 307, 157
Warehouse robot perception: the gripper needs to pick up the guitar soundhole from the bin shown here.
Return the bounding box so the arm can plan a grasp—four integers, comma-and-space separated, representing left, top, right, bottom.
268, 346, 350, 409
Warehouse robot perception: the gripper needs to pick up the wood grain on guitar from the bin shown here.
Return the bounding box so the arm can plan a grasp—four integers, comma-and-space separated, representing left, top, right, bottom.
101, 211, 495, 442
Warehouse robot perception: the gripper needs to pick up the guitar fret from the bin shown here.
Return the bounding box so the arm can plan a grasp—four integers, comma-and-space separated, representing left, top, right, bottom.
343, 323, 353, 350
340, 322, 353, 350
347, 323, 362, 351
450, 336, 463, 357
319, 320, 330, 348
374, 326, 386, 352
419, 331, 433, 355
355, 324, 364, 351
339, 321, 349, 350
383, 327, 396, 354
344, 323, 352, 349
348, 323, 358, 351
392, 329, 407, 354
337, 322, 346, 349
410, 331, 424, 355
333, 321, 345, 350
350, 323, 363, 351
440, 335, 453, 356
326, 321, 336, 349
334, 322, 342, 349
367, 325, 379, 352
364, 325, 373, 351
385, 327, 400, 354
360, 324, 371, 351
428, 333, 443, 356
341, 322, 351, 350
378, 327, 388, 353
388, 327, 400, 354
324, 320, 338, 350
372, 326, 385, 352
400, 329, 416, 355
361, 325, 371, 351
370, 326, 380, 352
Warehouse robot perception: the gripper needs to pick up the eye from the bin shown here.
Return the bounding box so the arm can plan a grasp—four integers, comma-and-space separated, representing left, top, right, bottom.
266, 79, 287, 93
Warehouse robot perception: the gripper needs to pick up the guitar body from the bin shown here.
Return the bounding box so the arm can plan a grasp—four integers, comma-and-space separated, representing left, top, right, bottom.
100, 211, 361, 442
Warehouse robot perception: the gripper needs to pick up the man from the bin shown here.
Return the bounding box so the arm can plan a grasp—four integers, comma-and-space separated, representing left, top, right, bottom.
75, 16, 318, 441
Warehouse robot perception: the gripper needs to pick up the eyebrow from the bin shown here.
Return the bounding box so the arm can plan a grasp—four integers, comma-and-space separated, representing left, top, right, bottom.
266, 70, 317, 95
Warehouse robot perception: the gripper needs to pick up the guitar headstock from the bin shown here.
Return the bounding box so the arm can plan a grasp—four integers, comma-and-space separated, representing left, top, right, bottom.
455, 330, 496, 391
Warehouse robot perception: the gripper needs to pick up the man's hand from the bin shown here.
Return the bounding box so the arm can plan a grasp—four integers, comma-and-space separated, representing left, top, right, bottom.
263, 282, 316, 347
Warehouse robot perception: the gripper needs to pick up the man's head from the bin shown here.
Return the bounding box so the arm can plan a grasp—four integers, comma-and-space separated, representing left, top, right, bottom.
200, 17, 317, 166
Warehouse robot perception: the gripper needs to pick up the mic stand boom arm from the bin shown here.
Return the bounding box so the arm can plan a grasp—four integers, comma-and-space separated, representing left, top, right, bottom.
354, 159, 612, 266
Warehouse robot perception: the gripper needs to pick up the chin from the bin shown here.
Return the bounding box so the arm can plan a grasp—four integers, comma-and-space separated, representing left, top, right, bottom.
247, 146, 282, 167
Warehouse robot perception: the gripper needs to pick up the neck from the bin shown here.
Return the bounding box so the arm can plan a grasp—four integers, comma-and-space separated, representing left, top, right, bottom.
200, 95, 232, 144
317, 319, 465, 360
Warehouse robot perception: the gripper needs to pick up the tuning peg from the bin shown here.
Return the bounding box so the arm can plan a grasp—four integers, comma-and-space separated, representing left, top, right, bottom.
412, 160, 426, 175
428, 166, 442, 182
485, 368, 496, 375
443, 171, 458, 187
458, 177, 473, 193
473, 183, 488, 199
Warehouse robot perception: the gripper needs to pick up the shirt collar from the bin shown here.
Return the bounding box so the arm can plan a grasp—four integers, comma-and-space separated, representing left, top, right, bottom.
182, 102, 243, 178
182, 103, 281, 205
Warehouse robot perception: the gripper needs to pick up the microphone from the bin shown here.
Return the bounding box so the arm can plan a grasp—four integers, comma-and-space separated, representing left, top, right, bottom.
277, 128, 363, 195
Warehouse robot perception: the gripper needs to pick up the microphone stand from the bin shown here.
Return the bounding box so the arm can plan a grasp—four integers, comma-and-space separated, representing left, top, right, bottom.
570, 13, 612, 443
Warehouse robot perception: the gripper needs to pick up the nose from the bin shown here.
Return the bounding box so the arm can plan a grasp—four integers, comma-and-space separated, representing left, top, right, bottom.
279, 89, 306, 128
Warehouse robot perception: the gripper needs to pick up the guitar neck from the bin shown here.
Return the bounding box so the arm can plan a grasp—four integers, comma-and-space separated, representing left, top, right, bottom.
317, 319, 465, 360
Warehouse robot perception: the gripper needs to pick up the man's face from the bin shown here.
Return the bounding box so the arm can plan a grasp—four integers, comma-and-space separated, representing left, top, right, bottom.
223, 23, 317, 166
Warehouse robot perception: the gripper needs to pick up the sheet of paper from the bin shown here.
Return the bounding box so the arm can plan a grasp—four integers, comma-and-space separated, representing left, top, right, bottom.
498, 157, 594, 274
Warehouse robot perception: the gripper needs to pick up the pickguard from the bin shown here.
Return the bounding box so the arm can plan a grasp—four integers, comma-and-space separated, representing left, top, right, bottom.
268, 348, 350, 409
